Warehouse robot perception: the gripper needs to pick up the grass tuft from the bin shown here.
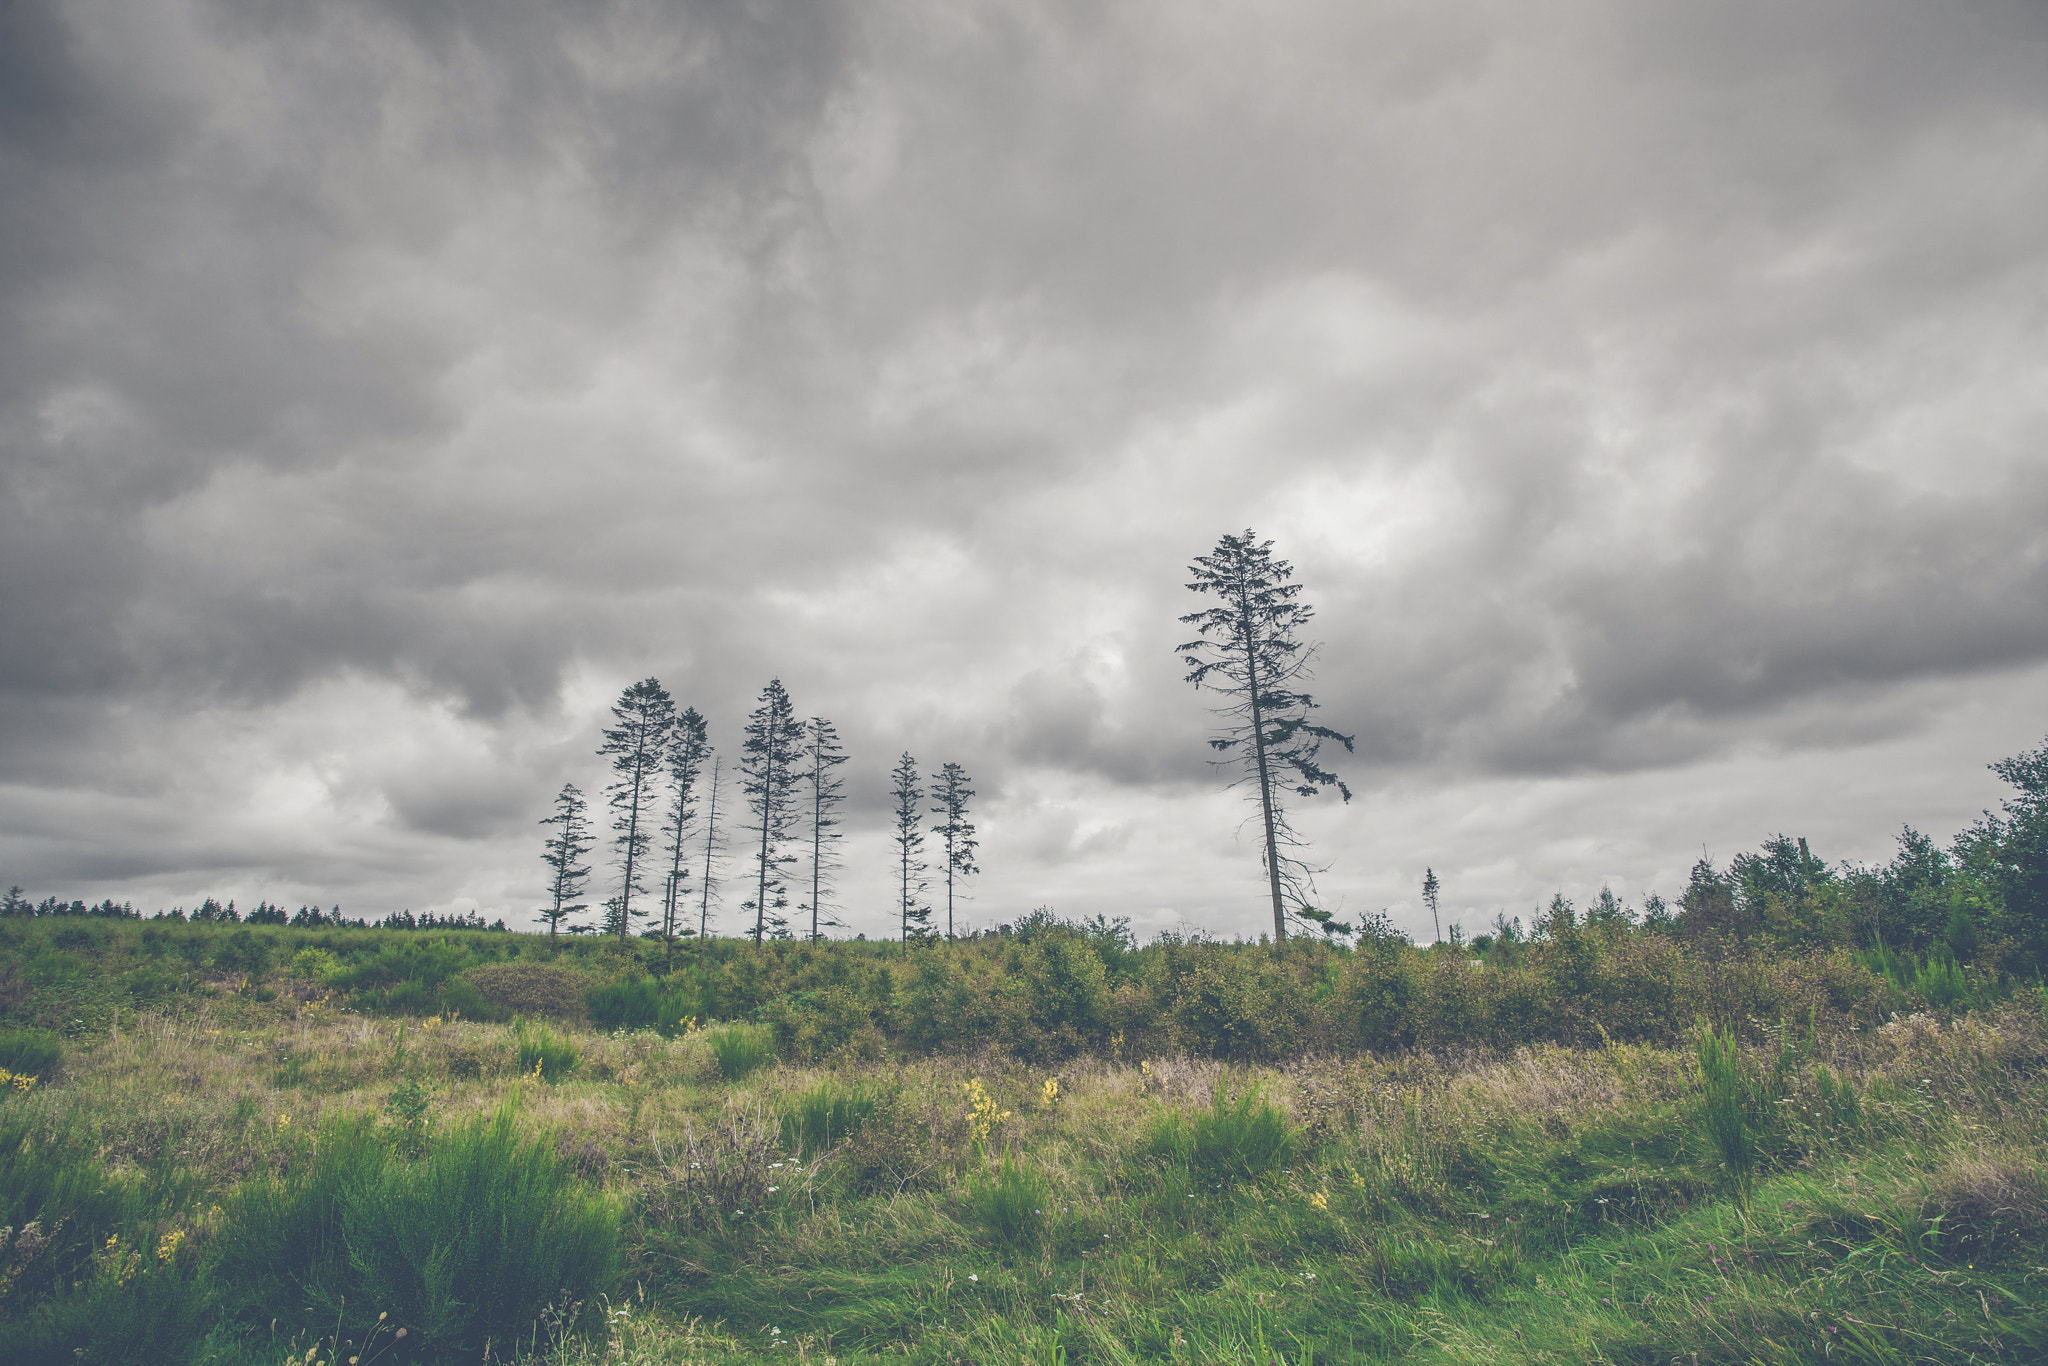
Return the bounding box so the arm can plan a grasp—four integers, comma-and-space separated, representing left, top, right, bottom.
706, 1021, 774, 1081
1150, 1080, 1297, 1182
516, 1018, 581, 1082
780, 1078, 880, 1157
971, 1150, 1051, 1247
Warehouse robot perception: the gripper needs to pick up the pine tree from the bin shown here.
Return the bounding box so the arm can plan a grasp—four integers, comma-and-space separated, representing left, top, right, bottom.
598, 678, 677, 940
1423, 867, 1442, 944
741, 679, 805, 944
537, 783, 595, 947
656, 707, 712, 970
698, 755, 724, 944
930, 762, 978, 941
892, 751, 932, 941
800, 717, 850, 942
1180, 530, 1354, 941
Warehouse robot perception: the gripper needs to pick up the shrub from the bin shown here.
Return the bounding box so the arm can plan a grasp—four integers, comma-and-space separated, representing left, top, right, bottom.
345, 1103, 621, 1354
706, 1022, 774, 1081
329, 938, 475, 994
288, 947, 341, 981
1172, 950, 1322, 1061
516, 1020, 581, 1082
1333, 939, 1417, 1054
1015, 931, 1111, 1058
435, 974, 491, 1020
466, 961, 591, 1023
781, 1079, 881, 1157
0, 1116, 210, 1365
761, 985, 883, 1062
0, 1028, 61, 1078
971, 1152, 1050, 1247
1149, 1083, 1295, 1181
210, 928, 273, 978
208, 1105, 621, 1360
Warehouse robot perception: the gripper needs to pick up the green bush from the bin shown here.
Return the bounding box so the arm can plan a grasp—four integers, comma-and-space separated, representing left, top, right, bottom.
516, 1020, 581, 1082
706, 1022, 774, 1081
971, 1151, 1050, 1247
761, 985, 881, 1061
1149, 1083, 1295, 1181
435, 974, 492, 1020
208, 1105, 620, 1360
288, 947, 340, 981
0, 1116, 210, 1365
0, 1028, 61, 1077
781, 1079, 881, 1156
329, 938, 475, 993
210, 928, 273, 978
466, 961, 591, 1023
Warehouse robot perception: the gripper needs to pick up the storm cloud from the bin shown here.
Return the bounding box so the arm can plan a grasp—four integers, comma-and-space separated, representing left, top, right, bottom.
3, 0, 2045, 937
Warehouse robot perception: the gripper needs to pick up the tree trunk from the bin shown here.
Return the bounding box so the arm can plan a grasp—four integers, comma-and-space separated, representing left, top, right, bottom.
1239, 591, 1286, 941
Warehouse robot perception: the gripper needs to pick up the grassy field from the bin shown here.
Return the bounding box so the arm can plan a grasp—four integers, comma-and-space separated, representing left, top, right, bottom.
6, 984, 2048, 1364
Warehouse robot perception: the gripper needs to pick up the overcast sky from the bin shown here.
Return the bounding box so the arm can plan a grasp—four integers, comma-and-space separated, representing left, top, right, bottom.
3, 0, 2045, 941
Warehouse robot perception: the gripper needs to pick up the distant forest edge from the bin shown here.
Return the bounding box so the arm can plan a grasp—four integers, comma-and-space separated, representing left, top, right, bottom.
1, 733, 2043, 1061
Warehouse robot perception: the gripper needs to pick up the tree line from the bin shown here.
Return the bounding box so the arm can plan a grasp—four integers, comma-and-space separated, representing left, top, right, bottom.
0, 891, 506, 932
538, 677, 979, 954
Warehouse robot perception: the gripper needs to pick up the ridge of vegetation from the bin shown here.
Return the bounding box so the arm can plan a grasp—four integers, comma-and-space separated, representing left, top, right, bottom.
1, 735, 2043, 1362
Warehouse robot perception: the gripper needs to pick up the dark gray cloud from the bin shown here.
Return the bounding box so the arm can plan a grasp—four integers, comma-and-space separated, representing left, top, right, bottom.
2, 0, 2045, 936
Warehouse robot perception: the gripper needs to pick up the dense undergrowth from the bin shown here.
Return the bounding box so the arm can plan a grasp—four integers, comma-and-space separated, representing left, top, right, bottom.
0, 901, 2024, 1073
3, 980, 2047, 1363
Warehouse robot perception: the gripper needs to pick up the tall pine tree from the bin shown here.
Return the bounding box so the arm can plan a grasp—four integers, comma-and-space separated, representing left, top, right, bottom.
698, 755, 724, 944
656, 707, 711, 970
1180, 530, 1353, 941
537, 782, 594, 948
801, 717, 850, 942
740, 679, 804, 944
930, 762, 978, 941
892, 751, 932, 941
598, 678, 677, 939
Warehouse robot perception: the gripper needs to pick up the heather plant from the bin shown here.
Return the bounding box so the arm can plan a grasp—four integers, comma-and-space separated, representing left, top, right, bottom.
465, 960, 590, 1022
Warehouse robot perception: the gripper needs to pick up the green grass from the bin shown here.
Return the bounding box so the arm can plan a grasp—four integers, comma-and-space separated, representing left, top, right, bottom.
204, 1100, 621, 1361
516, 1018, 581, 1081
705, 1021, 774, 1081
970, 1150, 1051, 1247
780, 1077, 881, 1157
5, 983, 2048, 1363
